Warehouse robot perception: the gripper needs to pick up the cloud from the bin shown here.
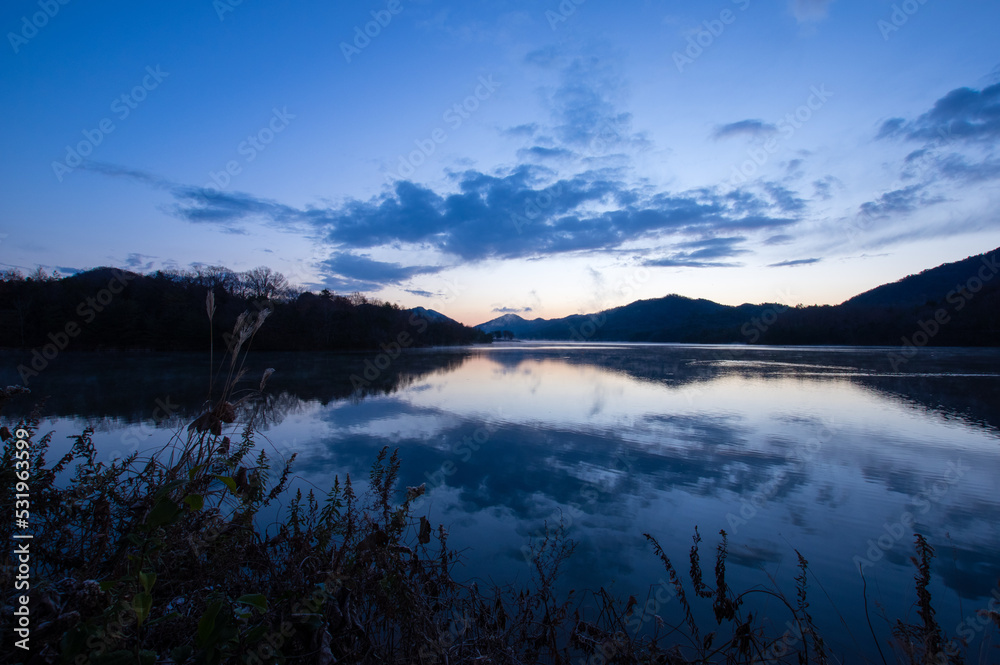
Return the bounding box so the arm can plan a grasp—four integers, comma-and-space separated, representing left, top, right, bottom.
764, 234, 794, 246
768, 258, 821, 267
529, 49, 650, 155
517, 145, 577, 160
876, 83, 1000, 143
90, 161, 803, 291
874, 76, 1000, 190
124, 253, 157, 271
858, 184, 945, 219
492, 306, 533, 314
812, 175, 841, 200
405, 289, 436, 298
933, 153, 1000, 183
789, 0, 834, 22
763, 182, 806, 213
318, 253, 443, 292
643, 236, 750, 268
712, 119, 779, 141
503, 123, 539, 138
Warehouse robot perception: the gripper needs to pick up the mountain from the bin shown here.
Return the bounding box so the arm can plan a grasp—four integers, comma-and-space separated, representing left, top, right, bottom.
477, 296, 782, 343
409, 306, 458, 325
476, 247, 1000, 346
842, 249, 999, 309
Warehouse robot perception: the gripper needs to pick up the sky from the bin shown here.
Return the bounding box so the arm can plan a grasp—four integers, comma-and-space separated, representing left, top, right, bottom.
1, 0, 999, 326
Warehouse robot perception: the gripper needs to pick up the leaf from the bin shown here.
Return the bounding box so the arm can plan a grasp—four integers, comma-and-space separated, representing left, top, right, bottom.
236, 593, 268, 612
197, 600, 223, 647
145, 497, 180, 528
92, 651, 138, 665
133, 592, 152, 627
183, 494, 205, 511
170, 646, 193, 663
216, 475, 238, 493
138, 570, 156, 593
187, 464, 204, 481
99, 580, 117, 592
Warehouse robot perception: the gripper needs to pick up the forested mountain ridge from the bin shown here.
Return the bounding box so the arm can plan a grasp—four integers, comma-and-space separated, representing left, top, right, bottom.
0, 265, 491, 355
476, 247, 1000, 346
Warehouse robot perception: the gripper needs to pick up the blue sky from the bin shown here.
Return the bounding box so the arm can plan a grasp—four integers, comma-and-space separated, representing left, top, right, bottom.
2, 0, 998, 325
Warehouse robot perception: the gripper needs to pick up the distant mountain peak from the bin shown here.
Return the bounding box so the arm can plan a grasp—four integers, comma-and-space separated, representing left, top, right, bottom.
410, 306, 456, 324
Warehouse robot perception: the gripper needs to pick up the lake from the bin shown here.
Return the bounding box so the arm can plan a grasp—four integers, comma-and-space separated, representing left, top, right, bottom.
3, 342, 1000, 661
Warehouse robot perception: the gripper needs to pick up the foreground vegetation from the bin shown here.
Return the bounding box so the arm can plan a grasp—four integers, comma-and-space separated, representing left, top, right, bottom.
1, 299, 995, 664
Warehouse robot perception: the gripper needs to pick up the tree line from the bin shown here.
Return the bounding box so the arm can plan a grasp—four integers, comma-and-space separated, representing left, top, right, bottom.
0, 265, 491, 353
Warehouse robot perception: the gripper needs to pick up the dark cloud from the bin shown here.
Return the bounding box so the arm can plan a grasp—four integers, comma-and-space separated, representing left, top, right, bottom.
763, 182, 806, 213
768, 258, 821, 267
812, 175, 840, 200
784, 158, 805, 179
517, 145, 576, 160
859, 184, 945, 218
405, 289, 436, 298
875, 77, 1000, 191
643, 236, 750, 268
125, 253, 157, 271
712, 119, 779, 141
876, 83, 1000, 144
933, 153, 1000, 182
764, 234, 794, 246
88, 158, 801, 290
320, 253, 442, 292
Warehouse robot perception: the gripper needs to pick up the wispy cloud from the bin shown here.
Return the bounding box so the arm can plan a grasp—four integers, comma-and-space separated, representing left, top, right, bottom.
769, 257, 821, 267
643, 236, 751, 268
858, 184, 944, 219
712, 119, 779, 141
492, 306, 533, 314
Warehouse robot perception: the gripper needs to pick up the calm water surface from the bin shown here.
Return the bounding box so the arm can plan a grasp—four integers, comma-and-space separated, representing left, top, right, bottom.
4, 343, 999, 661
